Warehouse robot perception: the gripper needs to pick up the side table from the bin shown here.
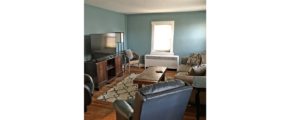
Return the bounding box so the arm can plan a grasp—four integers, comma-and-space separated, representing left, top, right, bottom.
192, 76, 206, 120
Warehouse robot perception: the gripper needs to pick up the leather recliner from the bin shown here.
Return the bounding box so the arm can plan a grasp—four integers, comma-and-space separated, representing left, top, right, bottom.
85, 60, 99, 90
113, 80, 192, 120
84, 74, 94, 112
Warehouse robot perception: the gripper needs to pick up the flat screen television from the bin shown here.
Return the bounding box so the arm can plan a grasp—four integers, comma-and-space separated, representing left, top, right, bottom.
84, 32, 124, 61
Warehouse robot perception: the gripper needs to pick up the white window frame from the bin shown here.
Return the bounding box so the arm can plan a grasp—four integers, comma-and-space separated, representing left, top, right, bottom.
151, 21, 175, 55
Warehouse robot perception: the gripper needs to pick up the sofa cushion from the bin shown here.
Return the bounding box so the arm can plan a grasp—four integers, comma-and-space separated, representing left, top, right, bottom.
200, 54, 206, 64
200, 51, 206, 64
177, 64, 192, 72
190, 64, 206, 76
176, 72, 189, 76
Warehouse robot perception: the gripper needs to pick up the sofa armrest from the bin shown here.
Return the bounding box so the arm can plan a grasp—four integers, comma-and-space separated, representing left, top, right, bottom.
175, 75, 194, 84
192, 76, 206, 88
113, 100, 134, 120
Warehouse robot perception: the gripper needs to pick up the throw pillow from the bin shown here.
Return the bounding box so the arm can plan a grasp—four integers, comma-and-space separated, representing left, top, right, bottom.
125, 49, 134, 60
200, 54, 206, 64
190, 64, 206, 76
186, 53, 202, 66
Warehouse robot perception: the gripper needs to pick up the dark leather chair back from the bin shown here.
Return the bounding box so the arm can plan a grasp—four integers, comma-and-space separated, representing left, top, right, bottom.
133, 80, 192, 120
84, 61, 98, 90
84, 74, 94, 112
84, 74, 94, 95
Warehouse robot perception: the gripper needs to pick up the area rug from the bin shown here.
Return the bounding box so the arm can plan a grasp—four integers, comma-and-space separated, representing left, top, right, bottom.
96, 73, 139, 102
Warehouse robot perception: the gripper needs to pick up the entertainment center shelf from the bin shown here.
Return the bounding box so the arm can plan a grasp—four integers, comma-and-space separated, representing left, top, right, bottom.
84, 32, 125, 90
106, 65, 114, 70
95, 55, 122, 88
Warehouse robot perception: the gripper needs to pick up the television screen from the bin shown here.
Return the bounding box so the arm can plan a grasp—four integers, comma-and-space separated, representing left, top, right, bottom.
85, 32, 123, 61
91, 33, 116, 53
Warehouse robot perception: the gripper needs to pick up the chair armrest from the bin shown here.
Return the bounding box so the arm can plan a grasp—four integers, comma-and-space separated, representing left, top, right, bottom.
84, 74, 94, 95
84, 85, 92, 106
113, 100, 134, 120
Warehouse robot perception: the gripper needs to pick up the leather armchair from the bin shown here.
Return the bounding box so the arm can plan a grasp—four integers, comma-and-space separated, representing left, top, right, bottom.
113, 80, 192, 120
84, 60, 99, 90
84, 74, 94, 112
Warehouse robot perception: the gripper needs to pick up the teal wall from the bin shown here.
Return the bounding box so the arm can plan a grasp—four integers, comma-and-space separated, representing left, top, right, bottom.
84, 4, 127, 60
126, 11, 206, 62
84, 5, 206, 62
84, 4, 126, 34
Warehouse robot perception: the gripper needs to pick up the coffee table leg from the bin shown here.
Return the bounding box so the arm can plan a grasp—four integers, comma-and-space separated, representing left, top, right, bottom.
160, 72, 165, 81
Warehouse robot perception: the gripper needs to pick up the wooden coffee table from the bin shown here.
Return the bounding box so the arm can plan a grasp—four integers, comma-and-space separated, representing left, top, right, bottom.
133, 66, 167, 88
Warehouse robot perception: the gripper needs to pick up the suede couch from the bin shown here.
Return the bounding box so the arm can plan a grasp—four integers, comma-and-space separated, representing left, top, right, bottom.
174, 51, 206, 105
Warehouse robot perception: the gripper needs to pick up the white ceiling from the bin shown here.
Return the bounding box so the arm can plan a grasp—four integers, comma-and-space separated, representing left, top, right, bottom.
85, 0, 206, 14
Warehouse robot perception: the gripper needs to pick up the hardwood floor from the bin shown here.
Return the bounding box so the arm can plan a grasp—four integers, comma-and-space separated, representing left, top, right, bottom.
85, 67, 206, 120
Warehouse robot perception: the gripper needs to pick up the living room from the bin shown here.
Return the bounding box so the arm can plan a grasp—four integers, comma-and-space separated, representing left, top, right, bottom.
84, 0, 206, 120
3, 1, 290, 120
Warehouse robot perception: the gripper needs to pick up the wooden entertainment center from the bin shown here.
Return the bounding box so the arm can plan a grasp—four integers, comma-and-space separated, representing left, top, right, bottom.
95, 55, 123, 87
85, 32, 125, 90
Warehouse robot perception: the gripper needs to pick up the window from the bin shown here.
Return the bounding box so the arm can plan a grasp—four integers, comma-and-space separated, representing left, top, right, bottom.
151, 21, 174, 55
105, 33, 116, 48
105, 37, 116, 48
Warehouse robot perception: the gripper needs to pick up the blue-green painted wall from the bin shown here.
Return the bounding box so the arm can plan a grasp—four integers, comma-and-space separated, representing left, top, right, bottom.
126, 11, 206, 62
84, 5, 128, 60
84, 6, 206, 62
84, 4, 126, 34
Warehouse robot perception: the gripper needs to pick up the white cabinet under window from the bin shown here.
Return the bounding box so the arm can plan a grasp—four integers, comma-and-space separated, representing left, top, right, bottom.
145, 54, 179, 69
